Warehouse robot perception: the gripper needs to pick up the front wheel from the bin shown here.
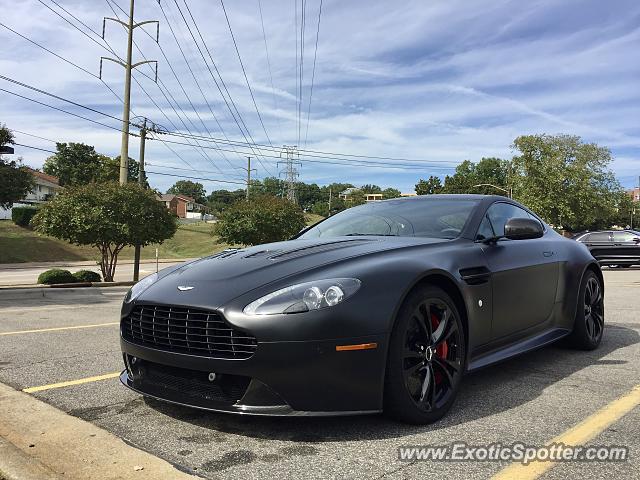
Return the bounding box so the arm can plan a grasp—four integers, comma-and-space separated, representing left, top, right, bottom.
384, 286, 466, 424
567, 270, 604, 350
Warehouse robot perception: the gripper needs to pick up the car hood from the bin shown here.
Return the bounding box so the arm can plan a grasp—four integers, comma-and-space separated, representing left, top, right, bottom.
139, 236, 447, 309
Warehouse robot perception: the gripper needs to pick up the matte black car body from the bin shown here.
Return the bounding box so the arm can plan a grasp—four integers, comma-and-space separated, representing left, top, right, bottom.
573, 230, 640, 267
120, 195, 602, 417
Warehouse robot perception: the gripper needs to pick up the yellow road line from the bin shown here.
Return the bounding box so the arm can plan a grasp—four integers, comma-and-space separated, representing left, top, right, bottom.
23, 372, 121, 393
493, 384, 640, 480
0, 322, 118, 336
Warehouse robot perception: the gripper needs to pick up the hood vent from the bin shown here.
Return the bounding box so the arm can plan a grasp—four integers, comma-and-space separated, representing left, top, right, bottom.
243, 249, 282, 259
268, 239, 374, 261
208, 249, 243, 260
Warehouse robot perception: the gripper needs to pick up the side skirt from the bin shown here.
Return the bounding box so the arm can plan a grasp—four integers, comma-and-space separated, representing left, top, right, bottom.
466, 328, 571, 372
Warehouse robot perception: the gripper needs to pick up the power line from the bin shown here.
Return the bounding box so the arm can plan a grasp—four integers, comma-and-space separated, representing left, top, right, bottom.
299, 0, 307, 146
0, 74, 124, 123
105, 0, 243, 180
219, 0, 274, 147
0, 88, 125, 133
150, 136, 456, 171
257, 0, 281, 135
171, 0, 274, 175
304, 0, 323, 147
13, 143, 57, 154
12, 130, 57, 144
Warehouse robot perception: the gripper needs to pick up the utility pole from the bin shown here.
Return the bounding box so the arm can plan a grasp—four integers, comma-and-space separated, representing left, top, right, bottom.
132, 118, 147, 282
278, 145, 301, 203
99, 0, 159, 184
328, 188, 332, 215
131, 117, 165, 281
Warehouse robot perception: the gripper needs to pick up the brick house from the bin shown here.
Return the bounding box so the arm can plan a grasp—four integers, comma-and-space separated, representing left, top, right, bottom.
158, 194, 204, 219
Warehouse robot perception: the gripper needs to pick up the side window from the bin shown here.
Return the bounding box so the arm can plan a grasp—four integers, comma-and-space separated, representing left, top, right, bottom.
588, 232, 611, 242
476, 215, 495, 241
612, 231, 637, 243
485, 203, 532, 237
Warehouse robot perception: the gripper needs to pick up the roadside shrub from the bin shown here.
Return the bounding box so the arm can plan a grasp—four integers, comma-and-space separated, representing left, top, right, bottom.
72, 270, 102, 283
214, 195, 306, 246
12, 206, 38, 227
37, 269, 76, 285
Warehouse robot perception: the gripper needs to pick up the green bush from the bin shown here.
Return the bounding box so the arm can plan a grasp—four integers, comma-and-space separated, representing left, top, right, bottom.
37, 269, 76, 285
72, 270, 102, 283
12, 206, 38, 227
214, 195, 306, 246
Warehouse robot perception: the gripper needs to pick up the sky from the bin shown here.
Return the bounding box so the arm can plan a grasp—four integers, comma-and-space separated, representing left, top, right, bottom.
0, 0, 638, 195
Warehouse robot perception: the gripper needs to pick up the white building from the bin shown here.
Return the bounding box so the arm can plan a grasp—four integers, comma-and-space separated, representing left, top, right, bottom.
0, 169, 62, 219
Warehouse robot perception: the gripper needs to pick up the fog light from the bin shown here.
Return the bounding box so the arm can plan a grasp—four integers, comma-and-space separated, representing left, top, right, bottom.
208, 372, 217, 382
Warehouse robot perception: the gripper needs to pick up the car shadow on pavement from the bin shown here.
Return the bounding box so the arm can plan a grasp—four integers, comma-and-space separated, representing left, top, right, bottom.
143, 324, 639, 441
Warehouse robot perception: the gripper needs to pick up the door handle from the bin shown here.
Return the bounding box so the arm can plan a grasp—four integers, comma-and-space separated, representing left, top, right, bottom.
543, 251, 555, 257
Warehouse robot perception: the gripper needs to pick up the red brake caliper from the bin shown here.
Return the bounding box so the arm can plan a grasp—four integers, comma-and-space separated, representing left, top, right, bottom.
431, 313, 448, 384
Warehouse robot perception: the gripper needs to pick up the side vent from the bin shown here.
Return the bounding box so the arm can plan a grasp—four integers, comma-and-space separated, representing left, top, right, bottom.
459, 266, 491, 285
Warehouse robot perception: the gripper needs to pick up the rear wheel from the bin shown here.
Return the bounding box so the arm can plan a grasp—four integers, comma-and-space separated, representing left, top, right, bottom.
385, 286, 465, 424
567, 270, 604, 350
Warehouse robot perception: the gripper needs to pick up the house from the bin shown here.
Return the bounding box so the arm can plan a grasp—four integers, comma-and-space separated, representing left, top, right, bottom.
338, 187, 360, 201
0, 168, 62, 220
159, 194, 204, 219
339, 188, 383, 203
401, 192, 418, 197
627, 187, 640, 202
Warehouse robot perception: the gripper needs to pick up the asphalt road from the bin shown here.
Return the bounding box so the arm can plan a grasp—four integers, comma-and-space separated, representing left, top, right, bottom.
0, 269, 639, 479
0, 260, 187, 286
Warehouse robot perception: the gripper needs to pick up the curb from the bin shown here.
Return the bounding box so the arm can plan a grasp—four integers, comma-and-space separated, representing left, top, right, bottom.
0, 437, 62, 480
0, 259, 196, 271
0, 382, 197, 479
0, 282, 135, 291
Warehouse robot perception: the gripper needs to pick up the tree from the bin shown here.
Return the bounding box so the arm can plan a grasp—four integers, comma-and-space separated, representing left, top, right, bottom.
511, 134, 622, 231
101, 156, 146, 185
214, 195, 306, 246
382, 187, 401, 199
415, 176, 443, 195
361, 184, 382, 194
441, 158, 510, 195
43, 143, 107, 186
32, 182, 177, 281
0, 124, 34, 209
167, 180, 206, 204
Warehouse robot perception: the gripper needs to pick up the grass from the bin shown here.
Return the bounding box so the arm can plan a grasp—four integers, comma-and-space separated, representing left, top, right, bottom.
0, 221, 228, 264
0, 213, 324, 264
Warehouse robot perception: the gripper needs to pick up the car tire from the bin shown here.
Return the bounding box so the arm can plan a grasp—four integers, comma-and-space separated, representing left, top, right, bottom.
384, 285, 466, 424
567, 270, 604, 350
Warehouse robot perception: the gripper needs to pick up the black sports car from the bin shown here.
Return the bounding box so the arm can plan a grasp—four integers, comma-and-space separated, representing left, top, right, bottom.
120, 195, 604, 424
573, 230, 640, 267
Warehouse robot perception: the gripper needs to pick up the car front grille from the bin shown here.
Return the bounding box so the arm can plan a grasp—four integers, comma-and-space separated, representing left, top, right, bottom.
122, 304, 257, 359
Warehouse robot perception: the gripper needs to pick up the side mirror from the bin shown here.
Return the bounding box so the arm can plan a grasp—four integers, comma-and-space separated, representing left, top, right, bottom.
504, 217, 543, 240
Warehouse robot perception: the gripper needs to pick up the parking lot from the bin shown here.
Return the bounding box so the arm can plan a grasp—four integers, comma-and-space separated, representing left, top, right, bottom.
1, 269, 639, 479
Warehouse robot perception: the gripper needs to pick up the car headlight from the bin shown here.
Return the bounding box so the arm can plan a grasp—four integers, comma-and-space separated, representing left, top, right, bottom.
124, 273, 158, 303
243, 278, 361, 315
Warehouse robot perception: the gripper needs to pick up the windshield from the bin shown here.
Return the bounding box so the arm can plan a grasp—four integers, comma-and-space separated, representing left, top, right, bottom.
300, 198, 479, 240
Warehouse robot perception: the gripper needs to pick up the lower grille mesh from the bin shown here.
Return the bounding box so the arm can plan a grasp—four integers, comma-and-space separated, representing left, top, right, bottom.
122, 305, 257, 359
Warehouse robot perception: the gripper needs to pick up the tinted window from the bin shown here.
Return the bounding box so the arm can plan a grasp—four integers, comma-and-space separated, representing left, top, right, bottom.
299, 198, 479, 240
476, 215, 495, 241
485, 203, 533, 237
612, 231, 638, 242
586, 232, 611, 242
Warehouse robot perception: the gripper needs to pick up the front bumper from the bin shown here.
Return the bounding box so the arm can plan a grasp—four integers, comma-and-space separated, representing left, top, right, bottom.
120, 333, 387, 416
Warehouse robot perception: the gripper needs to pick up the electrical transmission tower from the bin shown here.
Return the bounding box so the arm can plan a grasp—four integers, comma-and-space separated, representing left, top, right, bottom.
99, 0, 159, 185
279, 145, 301, 203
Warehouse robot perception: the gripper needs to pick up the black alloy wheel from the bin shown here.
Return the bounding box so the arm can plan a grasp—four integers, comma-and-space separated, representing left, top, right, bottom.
567, 270, 604, 350
583, 276, 604, 344
385, 286, 466, 424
